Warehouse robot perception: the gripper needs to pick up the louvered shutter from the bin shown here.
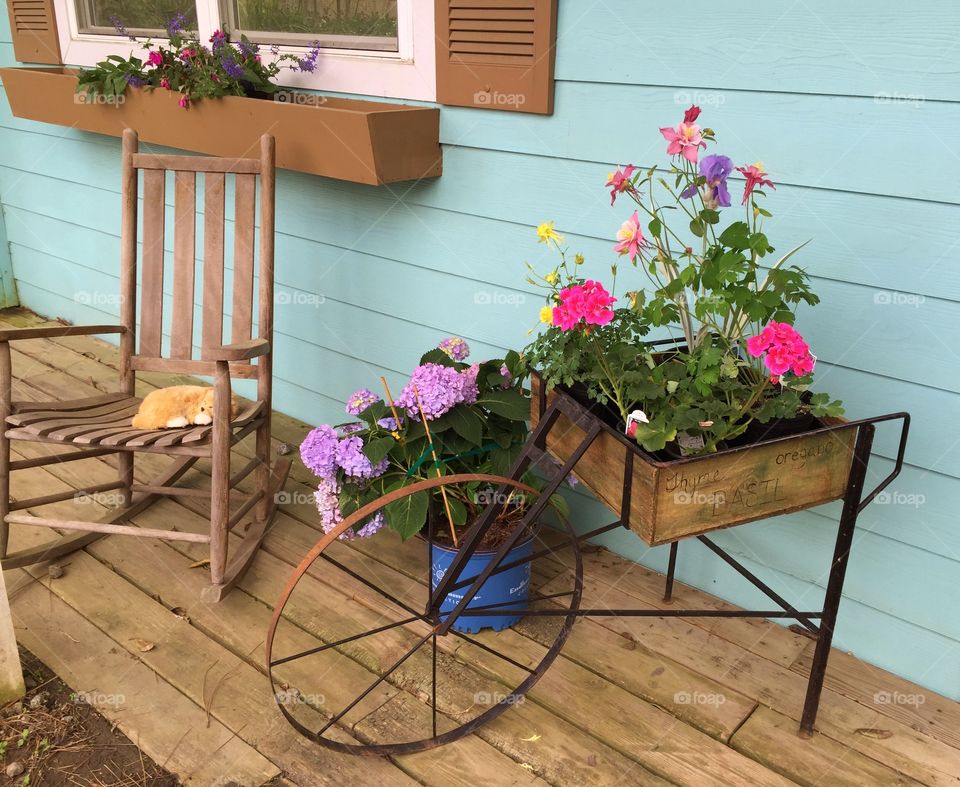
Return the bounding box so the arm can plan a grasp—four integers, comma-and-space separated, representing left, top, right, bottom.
435, 0, 558, 115
6, 0, 62, 64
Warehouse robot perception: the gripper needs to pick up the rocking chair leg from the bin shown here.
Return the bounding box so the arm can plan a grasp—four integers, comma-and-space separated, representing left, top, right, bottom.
254, 420, 271, 524
117, 453, 134, 509
208, 364, 232, 589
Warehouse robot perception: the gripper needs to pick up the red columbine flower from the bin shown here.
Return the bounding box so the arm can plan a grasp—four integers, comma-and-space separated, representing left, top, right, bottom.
736, 162, 776, 205
683, 105, 701, 124
604, 165, 637, 205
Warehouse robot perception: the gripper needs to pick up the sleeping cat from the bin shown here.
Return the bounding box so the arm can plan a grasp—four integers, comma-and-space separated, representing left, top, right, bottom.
132, 385, 239, 429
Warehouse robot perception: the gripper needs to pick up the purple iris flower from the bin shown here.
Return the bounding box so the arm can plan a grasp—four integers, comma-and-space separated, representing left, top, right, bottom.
220, 53, 246, 79
681, 154, 734, 208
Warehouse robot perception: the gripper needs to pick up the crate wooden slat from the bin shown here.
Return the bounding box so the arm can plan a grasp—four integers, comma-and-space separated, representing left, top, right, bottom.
530, 374, 858, 545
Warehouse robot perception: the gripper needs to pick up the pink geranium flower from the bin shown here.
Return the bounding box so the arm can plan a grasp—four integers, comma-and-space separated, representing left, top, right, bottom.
736, 163, 776, 205
179, 95, 190, 109
659, 122, 704, 163
613, 211, 647, 261
747, 321, 816, 380
605, 164, 637, 205
552, 280, 616, 331
147, 50, 163, 67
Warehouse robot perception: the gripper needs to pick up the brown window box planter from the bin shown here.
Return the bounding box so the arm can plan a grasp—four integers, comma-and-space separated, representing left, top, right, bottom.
0, 67, 442, 185
530, 372, 858, 545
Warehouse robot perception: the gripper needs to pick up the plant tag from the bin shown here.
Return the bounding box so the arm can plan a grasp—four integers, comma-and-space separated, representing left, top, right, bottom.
625, 410, 649, 439
677, 431, 705, 455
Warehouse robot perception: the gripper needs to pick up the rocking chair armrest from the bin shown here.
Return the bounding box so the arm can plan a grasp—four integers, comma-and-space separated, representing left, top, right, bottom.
201, 338, 270, 362
0, 324, 126, 342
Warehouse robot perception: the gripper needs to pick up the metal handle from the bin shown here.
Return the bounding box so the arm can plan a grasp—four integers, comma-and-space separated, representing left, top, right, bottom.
854, 411, 911, 513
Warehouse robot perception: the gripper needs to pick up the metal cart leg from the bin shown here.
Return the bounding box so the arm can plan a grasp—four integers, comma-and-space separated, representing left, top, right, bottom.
799, 423, 876, 737
663, 542, 679, 602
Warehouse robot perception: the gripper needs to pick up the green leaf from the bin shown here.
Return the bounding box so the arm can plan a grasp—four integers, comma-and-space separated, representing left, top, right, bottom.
386, 488, 430, 540
420, 348, 457, 367
648, 217, 662, 238
477, 389, 529, 420
446, 406, 484, 446
362, 436, 395, 464
689, 218, 705, 238
719, 222, 751, 249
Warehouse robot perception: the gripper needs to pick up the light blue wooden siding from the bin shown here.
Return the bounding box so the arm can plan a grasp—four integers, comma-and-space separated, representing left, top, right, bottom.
0, 202, 16, 308
1, 3, 958, 698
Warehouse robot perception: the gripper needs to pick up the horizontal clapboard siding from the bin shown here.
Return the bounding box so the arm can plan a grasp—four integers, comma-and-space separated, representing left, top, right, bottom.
1, 1, 958, 700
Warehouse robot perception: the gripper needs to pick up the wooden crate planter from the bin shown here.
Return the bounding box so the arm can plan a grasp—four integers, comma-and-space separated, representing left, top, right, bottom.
0, 67, 442, 186
530, 373, 858, 545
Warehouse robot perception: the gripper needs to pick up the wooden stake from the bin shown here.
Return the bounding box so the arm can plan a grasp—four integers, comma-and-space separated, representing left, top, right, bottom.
412, 385, 458, 548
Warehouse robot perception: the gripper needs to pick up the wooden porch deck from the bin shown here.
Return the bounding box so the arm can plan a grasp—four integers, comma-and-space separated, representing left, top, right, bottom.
2, 307, 957, 787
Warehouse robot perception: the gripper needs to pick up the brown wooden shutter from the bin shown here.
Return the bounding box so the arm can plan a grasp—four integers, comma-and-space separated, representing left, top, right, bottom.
435, 0, 558, 115
6, 0, 62, 64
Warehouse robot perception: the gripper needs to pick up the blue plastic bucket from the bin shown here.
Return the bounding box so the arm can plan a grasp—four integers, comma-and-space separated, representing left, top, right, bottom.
430, 537, 533, 634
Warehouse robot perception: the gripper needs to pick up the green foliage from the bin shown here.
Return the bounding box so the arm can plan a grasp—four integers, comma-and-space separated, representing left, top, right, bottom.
523, 111, 843, 456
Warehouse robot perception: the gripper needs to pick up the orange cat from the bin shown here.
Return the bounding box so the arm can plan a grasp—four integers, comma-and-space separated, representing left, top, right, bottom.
132, 386, 239, 430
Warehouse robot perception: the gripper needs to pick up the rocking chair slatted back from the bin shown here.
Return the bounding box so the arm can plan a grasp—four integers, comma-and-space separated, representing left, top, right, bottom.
122, 130, 275, 388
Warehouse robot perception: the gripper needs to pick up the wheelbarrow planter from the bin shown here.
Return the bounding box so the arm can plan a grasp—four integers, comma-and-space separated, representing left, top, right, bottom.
530, 372, 859, 545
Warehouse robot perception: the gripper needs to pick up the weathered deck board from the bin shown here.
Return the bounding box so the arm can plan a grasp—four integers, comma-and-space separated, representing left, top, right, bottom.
2, 307, 959, 787
730, 706, 921, 786
8, 573, 281, 786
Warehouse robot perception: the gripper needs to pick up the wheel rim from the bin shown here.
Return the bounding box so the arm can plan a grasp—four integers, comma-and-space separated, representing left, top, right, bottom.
266, 473, 583, 755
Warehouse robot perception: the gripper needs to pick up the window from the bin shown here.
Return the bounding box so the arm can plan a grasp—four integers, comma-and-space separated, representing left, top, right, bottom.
51, 0, 435, 100
222, 0, 399, 53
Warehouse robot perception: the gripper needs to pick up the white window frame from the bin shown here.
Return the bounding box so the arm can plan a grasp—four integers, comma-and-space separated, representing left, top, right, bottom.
51, 0, 436, 101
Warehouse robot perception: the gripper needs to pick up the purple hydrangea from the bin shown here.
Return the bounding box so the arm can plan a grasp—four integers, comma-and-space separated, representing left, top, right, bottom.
378, 416, 400, 431
438, 337, 470, 361
300, 424, 338, 477
338, 422, 364, 436
393, 363, 478, 421
499, 363, 513, 388
314, 471, 384, 541
335, 436, 388, 480
345, 388, 380, 416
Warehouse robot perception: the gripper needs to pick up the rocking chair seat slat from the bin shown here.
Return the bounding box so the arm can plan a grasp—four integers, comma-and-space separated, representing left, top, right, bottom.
11, 392, 129, 415
5, 396, 265, 450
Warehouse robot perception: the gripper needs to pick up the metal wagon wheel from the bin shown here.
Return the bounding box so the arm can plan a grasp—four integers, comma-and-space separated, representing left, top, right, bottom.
266, 473, 583, 755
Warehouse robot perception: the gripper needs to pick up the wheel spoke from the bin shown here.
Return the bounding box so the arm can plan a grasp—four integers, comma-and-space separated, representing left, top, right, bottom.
319, 551, 422, 619
317, 630, 434, 737
452, 630, 536, 675
270, 615, 422, 668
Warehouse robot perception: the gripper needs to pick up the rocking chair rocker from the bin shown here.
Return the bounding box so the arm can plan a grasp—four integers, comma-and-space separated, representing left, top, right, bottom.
0, 130, 291, 600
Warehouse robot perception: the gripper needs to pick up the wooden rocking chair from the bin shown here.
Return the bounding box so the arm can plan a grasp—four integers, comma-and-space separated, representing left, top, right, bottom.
0, 130, 291, 600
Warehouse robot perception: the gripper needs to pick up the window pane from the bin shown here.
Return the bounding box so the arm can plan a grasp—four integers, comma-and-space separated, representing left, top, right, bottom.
76, 2, 198, 37
227, 0, 399, 52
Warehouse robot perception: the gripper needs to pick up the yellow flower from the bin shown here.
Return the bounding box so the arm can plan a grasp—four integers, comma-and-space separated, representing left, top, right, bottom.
539, 305, 554, 324
574, 253, 585, 265
545, 270, 559, 285
536, 221, 564, 245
